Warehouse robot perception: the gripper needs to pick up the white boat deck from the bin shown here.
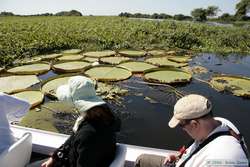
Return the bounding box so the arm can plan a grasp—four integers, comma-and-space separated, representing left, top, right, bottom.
10, 125, 177, 166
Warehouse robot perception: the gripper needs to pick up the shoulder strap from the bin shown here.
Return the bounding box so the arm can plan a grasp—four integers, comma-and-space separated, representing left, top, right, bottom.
179, 131, 231, 167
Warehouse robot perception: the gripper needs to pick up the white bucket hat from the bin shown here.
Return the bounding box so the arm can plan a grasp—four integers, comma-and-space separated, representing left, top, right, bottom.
56, 76, 105, 113
168, 94, 212, 128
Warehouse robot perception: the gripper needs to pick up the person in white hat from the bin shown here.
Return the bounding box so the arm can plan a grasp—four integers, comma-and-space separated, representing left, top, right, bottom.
27, 76, 120, 167
0, 92, 31, 154
135, 94, 249, 167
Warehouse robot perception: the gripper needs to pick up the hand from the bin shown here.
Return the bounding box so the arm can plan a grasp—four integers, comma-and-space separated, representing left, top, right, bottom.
41, 157, 54, 167
163, 154, 177, 165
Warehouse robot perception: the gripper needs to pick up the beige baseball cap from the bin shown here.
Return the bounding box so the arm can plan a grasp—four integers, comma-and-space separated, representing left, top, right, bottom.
168, 94, 212, 128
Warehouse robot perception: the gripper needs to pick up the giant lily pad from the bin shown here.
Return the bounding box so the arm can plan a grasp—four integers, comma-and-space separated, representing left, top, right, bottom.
144, 67, 192, 84
14, 57, 42, 65
118, 50, 146, 57
84, 65, 132, 81
62, 49, 82, 55
118, 61, 156, 73
12, 91, 44, 108
83, 57, 99, 63
168, 56, 191, 63
83, 50, 116, 58
182, 66, 208, 74
57, 54, 84, 61
210, 75, 250, 97
41, 76, 72, 97
100, 56, 130, 65
40, 53, 62, 61
7, 63, 50, 75
147, 50, 166, 56
52, 61, 90, 73
0, 75, 40, 93
145, 57, 188, 67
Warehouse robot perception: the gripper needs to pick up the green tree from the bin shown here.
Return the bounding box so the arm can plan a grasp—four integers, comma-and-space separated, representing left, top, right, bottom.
235, 0, 250, 19
191, 8, 207, 21
206, 6, 220, 17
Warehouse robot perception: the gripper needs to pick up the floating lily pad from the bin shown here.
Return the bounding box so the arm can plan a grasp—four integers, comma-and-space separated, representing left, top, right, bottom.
84, 65, 132, 81
83, 57, 99, 63
145, 57, 188, 67
57, 54, 84, 61
118, 50, 146, 57
147, 50, 166, 56
100, 56, 131, 65
12, 91, 44, 108
144, 67, 192, 84
166, 50, 177, 55
118, 61, 157, 73
14, 57, 42, 65
41, 101, 77, 114
83, 50, 116, 58
210, 75, 250, 97
182, 66, 208, 74
7, 63, 50, 75
0, 75, 40, 94
41, 75, 72, 97
52, 61, 90, 73
40, 53, 62, 61
168, 56, 191, 63
62, 49, 82, 55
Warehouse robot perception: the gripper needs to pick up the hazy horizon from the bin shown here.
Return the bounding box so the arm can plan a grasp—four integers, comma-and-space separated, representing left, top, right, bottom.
1, 0, 239, 16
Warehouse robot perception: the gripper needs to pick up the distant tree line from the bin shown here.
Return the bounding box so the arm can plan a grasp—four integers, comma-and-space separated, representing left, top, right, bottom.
119, 12, 192, 21
0, 10, 82, 17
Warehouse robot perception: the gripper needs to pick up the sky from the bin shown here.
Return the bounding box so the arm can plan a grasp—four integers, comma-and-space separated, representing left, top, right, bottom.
0, 0, 239, 16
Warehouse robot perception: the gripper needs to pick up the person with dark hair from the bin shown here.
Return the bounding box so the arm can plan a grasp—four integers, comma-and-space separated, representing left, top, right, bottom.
28, 76, 120, 167
135, 94, 249, 167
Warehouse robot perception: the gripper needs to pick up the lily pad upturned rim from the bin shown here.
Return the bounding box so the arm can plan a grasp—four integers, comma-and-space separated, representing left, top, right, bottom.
40, 53, 63, 61
7, 62, 51, 75
41, 73, 86, 98
147, 50, 166, 56
167, 56, 192, 63
57, 54, 85, 61
145, 56, 188, 67
210, 74, 250, 97
52, 61, 91, 73
83, 50, 116, 58
99, 56, 131, 65
11, 90, 44, 108
84, 65, 132, 82
143, 67, 192, 84
118, 50, 146, 57
118, 60, 157, 73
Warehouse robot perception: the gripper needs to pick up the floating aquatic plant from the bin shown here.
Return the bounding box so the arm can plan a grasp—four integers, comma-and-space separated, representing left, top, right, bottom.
118, 61, 156, 73
7, 63, 50, 75
52, 61, 90, 73
83, 50, 116, 58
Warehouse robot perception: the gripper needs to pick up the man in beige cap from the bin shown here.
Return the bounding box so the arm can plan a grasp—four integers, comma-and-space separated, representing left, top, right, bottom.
135, 94, 249, 167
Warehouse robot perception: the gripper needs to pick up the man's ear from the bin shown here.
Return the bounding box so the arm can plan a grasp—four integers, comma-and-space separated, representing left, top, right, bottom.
190, 120, 199, 129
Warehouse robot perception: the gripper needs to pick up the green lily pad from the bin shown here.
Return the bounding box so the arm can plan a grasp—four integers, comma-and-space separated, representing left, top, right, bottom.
118, 61, 156, 73
62, 49, 82, 55
40, 53, 62, 61
41, 75, 71, 97
168, 56, 191, 63
118, 50, 146, 57
147, 50, 166, 56
144, 67, 192, 84
83, 57, 99, 63
182, 66, 208, 74
100, 56, 131, 65
57, 54, 84, 61
84, 65, 132, 81
210, 75, 250, 97
145, 57, 188, 67
12, 91, 44, 108
0, 75, 40, 94
14, 57, 42, 65
7, 63, 50, 75
52, 61, 90, 73
83, 50, 116, 58
166, 50, 177, 55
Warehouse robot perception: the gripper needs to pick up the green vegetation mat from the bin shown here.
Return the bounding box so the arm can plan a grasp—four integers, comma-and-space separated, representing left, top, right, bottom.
210, 75, 250, 97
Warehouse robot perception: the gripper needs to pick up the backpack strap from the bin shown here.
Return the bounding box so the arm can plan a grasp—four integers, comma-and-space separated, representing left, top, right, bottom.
179, 131, 249, 167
